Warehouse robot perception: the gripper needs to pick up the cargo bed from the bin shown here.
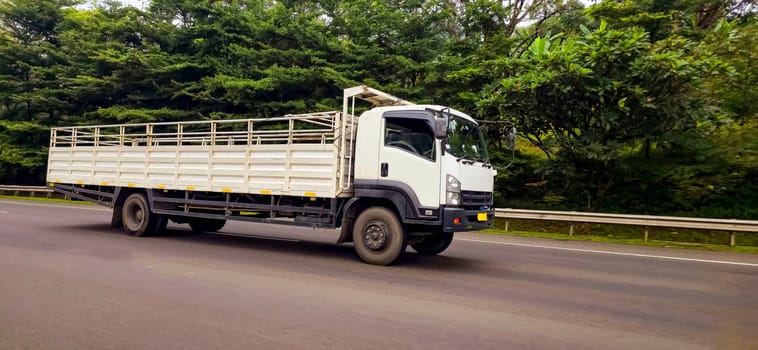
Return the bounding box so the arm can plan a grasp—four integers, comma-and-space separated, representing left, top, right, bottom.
47, 112, 356, 198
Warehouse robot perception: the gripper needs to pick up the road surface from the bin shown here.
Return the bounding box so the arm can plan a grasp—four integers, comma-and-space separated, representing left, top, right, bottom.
1, 199, 757, 349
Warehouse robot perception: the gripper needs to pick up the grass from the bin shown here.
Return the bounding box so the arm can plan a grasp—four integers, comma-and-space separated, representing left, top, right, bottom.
0, 194, 93, 205
481, 226, 758, 254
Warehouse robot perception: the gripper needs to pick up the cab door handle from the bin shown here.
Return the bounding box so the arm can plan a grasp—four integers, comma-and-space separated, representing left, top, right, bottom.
380, 162, 388, 177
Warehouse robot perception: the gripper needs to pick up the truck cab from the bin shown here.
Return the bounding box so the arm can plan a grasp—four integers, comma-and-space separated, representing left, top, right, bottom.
353, 105, 496, 231
336, 87, 498, 264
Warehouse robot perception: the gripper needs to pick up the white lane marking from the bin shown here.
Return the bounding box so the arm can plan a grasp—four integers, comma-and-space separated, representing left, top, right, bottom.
457, 238, 758, 267
0, 210, 7, 214
0, 200, 109, 212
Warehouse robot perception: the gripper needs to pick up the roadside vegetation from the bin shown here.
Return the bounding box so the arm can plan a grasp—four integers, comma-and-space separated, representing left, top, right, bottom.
0, 194, 92, 204
1, 0, 755, 224
484, 227, 758, 253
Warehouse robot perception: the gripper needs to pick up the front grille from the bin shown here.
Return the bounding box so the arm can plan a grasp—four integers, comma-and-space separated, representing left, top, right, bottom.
461, 191, 493, 209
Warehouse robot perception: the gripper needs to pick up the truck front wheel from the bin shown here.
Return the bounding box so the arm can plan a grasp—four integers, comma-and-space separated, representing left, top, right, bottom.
122, 193, 162, 237
411, 231, 454, 255
352, 207, 407, 266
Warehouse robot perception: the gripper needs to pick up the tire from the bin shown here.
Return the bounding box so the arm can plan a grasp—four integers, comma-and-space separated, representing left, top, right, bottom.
188, 218, 226, 233
352, 207, 407, 266
411, 231, 454, 256
122, 193, 162, 237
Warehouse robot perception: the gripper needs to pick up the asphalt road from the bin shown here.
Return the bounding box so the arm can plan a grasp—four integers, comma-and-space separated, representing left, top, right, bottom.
1, 199, 757, 350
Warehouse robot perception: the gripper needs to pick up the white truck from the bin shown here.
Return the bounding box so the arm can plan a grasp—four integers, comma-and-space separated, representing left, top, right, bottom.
46, 86, 500, 265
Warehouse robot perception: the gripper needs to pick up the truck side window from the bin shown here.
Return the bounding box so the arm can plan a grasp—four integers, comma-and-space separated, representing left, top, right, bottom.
384, 118, 435, 161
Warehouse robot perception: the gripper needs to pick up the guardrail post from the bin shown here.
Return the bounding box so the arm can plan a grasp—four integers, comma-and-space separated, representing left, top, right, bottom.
729, 232, 736, 247
504, 220, 510, 232
644, 227, 649, 242
569, 223, 574, 237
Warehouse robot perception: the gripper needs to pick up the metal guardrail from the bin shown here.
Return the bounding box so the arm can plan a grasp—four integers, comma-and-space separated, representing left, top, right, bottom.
0, 185, 53, 197
495, 209, 758, 232
495, 208, 758, 246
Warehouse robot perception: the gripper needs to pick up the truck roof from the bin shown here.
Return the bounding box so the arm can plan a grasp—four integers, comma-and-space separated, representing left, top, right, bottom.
368, 104, 479, 124
340, 86, 479, 125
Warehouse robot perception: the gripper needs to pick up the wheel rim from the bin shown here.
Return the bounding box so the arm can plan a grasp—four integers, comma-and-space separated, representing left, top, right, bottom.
125, 201, 145, 230
363, 220, 391, 251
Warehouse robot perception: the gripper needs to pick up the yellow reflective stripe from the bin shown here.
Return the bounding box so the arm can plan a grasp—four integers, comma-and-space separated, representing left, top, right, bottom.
186, 186, 196, 191
260, 189, 272, 195
221, 188, 232, 193
304, 192, 316, 197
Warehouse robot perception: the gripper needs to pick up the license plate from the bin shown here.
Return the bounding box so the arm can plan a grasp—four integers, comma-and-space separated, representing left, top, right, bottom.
477, 212, 487, 222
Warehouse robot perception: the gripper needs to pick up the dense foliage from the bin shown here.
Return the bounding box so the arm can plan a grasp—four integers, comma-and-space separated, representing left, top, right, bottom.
0, 0, 755, 218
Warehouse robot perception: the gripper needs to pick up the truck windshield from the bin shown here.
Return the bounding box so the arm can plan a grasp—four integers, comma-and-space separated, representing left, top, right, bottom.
446, 115, 489, 163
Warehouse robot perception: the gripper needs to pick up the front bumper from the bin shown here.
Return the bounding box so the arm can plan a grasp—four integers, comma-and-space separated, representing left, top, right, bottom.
442, 207, 494, 233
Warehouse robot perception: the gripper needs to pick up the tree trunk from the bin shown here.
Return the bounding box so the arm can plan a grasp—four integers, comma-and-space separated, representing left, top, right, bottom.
590, 167, 614, 211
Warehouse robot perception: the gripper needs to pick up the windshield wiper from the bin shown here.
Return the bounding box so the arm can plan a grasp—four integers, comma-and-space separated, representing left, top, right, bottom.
461, 157, 493, 168
476, 158, 492, 168
454, 155, 476, 164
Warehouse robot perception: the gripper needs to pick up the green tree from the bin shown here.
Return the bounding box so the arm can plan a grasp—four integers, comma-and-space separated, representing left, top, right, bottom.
588, 0, 755, 41
477, 21, 728, 210
700, 18, 757, 123
0, 0, 81, 184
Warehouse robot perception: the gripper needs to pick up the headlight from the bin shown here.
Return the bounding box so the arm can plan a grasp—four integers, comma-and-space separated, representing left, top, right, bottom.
446, 175, 460, 192
446, 175, 461, 206
446, 192, 460, 206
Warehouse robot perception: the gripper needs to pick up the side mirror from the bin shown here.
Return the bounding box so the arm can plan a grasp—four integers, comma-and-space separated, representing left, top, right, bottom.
434, 118, 447, 139
506, 126, 517, 149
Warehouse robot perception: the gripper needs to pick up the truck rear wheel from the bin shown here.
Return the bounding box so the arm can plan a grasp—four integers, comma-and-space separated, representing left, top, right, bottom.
122, 193, 162, 237
188, 218, 226, 233
411, 231, 454, 255
352, 207, 406, 266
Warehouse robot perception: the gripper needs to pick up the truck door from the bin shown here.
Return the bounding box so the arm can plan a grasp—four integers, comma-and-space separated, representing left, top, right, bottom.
378, 111, 441, 213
